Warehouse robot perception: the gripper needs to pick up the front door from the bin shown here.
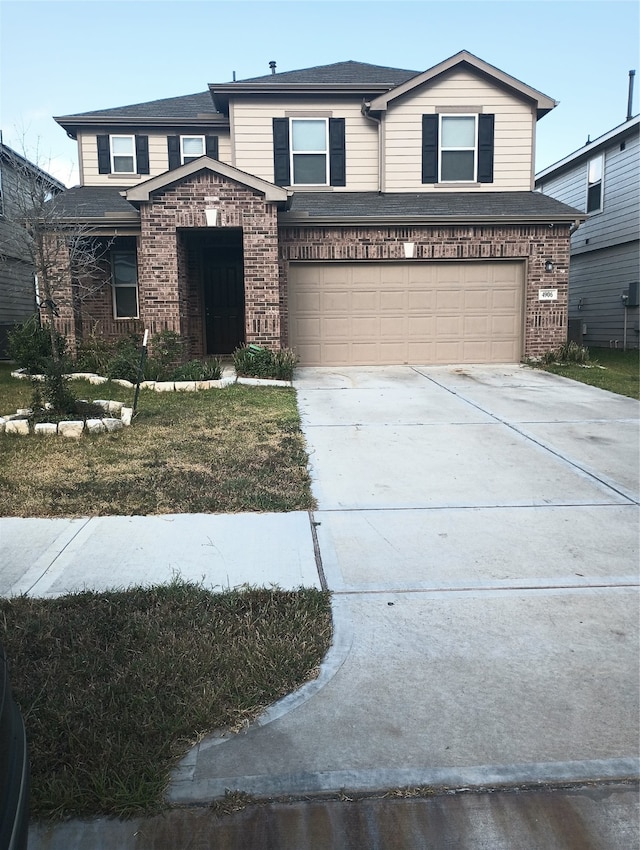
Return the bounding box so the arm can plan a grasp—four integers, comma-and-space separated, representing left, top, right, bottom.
202, 244, 245, 355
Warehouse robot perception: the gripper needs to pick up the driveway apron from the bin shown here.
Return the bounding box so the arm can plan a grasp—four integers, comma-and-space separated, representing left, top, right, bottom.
169, 365, 639, 802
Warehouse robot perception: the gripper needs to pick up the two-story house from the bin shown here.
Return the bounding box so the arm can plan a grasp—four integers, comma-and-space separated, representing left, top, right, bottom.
536, 115, 639, 350
0, 142, 64, 356
50, 51, 583, 366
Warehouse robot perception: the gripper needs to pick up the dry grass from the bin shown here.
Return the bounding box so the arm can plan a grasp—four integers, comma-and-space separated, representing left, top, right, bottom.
1, 581, 332, 818
0, 364, 314, 516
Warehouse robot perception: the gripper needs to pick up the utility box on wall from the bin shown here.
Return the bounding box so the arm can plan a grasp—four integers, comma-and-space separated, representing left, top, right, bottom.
626, 281, 639, 308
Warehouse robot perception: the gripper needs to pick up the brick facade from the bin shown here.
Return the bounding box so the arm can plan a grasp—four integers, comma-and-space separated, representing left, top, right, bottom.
52, 176, 571, 363
278, 223, 571, 359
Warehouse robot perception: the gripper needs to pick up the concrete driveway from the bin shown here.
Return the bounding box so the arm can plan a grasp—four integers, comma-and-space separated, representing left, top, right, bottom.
169, 364, 639, 806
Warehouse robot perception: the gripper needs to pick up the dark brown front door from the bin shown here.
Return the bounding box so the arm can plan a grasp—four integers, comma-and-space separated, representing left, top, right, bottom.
202, 244, 245, 355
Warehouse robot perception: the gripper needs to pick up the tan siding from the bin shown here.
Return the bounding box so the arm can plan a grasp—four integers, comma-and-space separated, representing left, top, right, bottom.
231, 97, 379, 190
79, 130, 232, 186
384, 69, 535, 192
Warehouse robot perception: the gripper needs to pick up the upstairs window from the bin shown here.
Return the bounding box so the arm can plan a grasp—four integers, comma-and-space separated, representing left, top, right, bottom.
291, 119, 328, 185
110, 136, 136, 173
422, 113, 494, 184
111, 248, 139, 319
98, 135, 149, 175
272, 117, 345, 187
440, 115, 477, 181
586, 154, 603, 213
181, 136, 205, 164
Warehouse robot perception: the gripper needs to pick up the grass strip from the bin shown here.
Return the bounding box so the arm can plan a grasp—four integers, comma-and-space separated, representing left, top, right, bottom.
540, 347, 639, 399
0, 364, 314, 516
1, 581, 332, 818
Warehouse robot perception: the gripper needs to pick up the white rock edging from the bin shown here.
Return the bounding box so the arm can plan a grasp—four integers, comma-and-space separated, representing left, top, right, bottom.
10, 369, 291, 390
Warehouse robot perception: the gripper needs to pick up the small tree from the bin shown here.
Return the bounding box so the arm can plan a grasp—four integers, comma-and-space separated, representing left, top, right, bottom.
0, 140, 111, 363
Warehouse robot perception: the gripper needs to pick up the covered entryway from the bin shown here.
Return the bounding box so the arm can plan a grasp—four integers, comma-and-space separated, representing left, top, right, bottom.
182, 230, 245, 356
288, 261, 524, 365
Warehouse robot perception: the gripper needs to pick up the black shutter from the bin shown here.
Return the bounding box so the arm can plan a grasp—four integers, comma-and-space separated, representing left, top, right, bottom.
477, 114, 495, 183
97, 135, 111, 174
135, 135, 149, 174
168, 136, 180, 170
205, 135, 219, 159
329, 118, 346, 186
422, 115, 438, 183
272, 118, 290, 186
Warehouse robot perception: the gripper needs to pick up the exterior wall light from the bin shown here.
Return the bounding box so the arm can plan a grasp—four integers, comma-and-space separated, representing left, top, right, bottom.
544, 260, 555, 272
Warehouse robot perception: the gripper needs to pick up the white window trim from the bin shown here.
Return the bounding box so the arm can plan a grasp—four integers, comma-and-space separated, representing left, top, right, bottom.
290, 117, 329, 186
110, 135, 136, 174
111, 250, 139, 320
586, 153, 604, 215
180, 135, 206, 165
439, 114, 478, 183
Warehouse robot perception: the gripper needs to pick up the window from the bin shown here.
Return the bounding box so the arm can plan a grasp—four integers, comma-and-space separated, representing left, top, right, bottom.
422, 114, 494, 184
110, 136, 136, 173
111, 249, 138, 319
440, 115, 477, 182
181, 136, 205, 164
291, 119, 328, 185
586, 154, 603, 213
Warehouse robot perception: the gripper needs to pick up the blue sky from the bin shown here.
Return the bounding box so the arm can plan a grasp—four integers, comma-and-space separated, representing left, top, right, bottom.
1, 0, 638, 186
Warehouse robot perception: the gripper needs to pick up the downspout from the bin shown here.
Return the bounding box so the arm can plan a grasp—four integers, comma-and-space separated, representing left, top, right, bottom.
362, 101, 383, 193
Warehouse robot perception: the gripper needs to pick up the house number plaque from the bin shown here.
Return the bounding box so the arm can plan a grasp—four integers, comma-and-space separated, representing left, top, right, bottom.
538, 289, 558, 301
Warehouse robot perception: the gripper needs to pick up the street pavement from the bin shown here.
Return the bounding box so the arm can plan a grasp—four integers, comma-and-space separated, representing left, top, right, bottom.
3, 363, 638, 848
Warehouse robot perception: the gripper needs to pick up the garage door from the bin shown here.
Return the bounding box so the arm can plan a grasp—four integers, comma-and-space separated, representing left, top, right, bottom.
288, 261, 524, 366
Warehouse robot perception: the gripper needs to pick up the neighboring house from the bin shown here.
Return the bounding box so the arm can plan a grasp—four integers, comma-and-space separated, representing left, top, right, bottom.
0, 142, 64, 357
536, 115, 639, 350
50, 51, 583, 366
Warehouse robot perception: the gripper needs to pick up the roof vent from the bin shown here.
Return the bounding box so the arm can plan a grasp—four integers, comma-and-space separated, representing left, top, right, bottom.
269, 60, 277, 75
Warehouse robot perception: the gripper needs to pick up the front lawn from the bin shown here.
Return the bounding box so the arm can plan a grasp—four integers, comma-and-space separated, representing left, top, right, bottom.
540, 347, 639, 400
0, 364, 314, 516
1, 581, 332, 818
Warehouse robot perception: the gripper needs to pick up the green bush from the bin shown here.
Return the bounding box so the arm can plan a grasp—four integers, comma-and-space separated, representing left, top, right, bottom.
7, 315, 66, 374
41, 356, 77, 413
172, 359, 222, 381
106, 336, 142, 383
75, 331, 116, 375
233, 345, 297, 380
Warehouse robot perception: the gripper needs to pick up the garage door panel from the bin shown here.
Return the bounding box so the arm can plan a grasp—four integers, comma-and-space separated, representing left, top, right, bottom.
288, 261, 523, 366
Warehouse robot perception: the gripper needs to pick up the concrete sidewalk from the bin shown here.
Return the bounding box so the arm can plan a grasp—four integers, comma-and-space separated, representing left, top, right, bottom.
1, 512, 321, 597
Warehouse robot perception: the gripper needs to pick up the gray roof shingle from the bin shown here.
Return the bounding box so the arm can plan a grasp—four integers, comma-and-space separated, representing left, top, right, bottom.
237, 60, 419, 86
49, 187, 139, 220
55, 92, 219, 123
284, 191, 585, 222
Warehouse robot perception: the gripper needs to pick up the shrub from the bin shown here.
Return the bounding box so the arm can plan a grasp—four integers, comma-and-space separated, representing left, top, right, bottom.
233, 345, 297, 380
41, 356, 77, 413
106, 336, 142, 383
541, 341, 590, 366
75, 329, 116, 375
7, 315, 66, 374
172, 358, 222, 381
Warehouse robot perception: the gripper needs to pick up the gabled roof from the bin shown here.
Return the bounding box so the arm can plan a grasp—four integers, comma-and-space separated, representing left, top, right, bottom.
282, 191, 584, 224
125, 157, 290, 204
367, 51, 557, 120
536, 114, 640, 182
54, 92, 224, 138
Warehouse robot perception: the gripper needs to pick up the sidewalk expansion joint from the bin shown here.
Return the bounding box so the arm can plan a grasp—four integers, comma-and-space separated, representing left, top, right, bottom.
308, 510, 328, 591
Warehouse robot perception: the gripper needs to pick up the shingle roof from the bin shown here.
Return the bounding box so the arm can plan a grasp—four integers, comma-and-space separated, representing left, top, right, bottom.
237, 60, 419, 86
49, 187, 139, 220
284, 191, 585, 222
55, 92, 219, 123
